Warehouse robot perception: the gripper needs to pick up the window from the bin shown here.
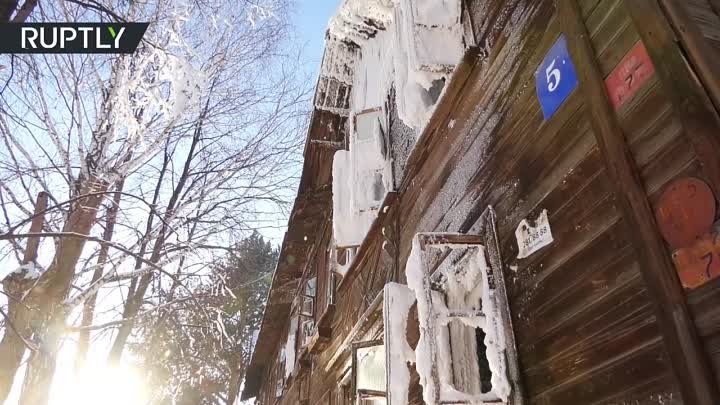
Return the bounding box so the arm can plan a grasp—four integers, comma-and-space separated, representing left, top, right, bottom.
352, 108, 387, 213
357, 345, 386, 392
275, 350, 286, 398
353, 339, 386, 405
300, 277, 317, 318
298, 276, 317, 349
335, 245, 358, 277
300, 318, 316, 348
331, 107, 392, 249
383, 209, 520, 405
336, 368, 353, 405
327, 270, 338, 306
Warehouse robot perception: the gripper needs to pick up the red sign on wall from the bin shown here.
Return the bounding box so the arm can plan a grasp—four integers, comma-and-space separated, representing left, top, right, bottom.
673, 232, 720, 289
655, 177, 717, 249
605, 41, 655, 110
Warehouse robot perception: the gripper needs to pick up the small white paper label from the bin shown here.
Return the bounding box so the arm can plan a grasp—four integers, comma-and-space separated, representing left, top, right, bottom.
516, 209, 554, 259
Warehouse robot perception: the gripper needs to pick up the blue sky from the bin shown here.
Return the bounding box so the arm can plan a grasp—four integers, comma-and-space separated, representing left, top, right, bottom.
294, 0, 340, 77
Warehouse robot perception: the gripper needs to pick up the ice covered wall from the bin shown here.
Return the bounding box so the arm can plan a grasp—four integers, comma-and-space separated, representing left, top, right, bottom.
351, 28, 395, 111
327, 0, 468, 249
320, 0, 467, 131
332, 146, 379, 247
383, 282, 417, 405
284, 316, 298, 379
393, 0, 464, 130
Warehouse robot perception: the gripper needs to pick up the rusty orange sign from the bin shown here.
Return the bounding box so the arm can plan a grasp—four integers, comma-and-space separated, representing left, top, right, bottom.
605, 41, 655, 110
673, 231, 720, 289
655, 177, 716, 250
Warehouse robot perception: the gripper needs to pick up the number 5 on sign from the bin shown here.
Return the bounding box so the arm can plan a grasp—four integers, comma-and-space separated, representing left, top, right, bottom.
536, 34, 578, 120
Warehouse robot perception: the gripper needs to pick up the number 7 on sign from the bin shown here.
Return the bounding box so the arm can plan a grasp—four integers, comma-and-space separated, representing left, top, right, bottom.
536, 34, 578, 120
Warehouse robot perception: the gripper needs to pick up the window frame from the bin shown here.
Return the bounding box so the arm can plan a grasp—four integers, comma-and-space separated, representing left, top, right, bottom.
383, 207, 522, 405
351, 339, 387, 405
275, 349, 286, 398
351, 107, 389, 213
296, 275, 318, 349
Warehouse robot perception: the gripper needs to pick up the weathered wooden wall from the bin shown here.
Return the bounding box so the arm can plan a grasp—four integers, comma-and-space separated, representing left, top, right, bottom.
684, 0, 720, 53
251, 0, 720, 404
394, 1, 682, 404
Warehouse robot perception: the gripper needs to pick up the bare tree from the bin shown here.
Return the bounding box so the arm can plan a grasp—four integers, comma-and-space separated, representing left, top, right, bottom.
0, 0, 38, 22
0, 1, 308, 404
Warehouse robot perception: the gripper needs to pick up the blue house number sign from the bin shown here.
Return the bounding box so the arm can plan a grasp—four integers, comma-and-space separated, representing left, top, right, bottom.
536, 34, 578, 120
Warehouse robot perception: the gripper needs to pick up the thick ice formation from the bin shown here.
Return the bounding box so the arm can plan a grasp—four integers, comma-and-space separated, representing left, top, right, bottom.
327, 0, 468, 253
319, 0, 465, 131
284, 316, 298, 379
383, 282, 417, 405
405, 234, 511, 405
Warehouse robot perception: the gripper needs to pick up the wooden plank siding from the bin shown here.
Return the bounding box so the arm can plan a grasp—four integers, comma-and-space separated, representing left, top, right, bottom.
394, 2, 681, 404
688, 277, 720, 388
561, 1, 718, 404
246, 1, 720, 404
656, 0, 720, 113
624, 0, 720, 400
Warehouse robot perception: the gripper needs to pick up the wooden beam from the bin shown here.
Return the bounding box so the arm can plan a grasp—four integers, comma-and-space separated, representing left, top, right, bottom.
325, 290, 384, 371
356, 389, 387, 398
336, 191, 397, 294
417, 233, 484, 250
656, 0, 720, 114
557, 1, 720, 404
350, 339, 383, 349
623, 0, 720, 197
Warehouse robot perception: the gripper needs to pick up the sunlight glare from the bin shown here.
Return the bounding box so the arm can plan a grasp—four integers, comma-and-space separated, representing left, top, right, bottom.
51, 364, 148, 405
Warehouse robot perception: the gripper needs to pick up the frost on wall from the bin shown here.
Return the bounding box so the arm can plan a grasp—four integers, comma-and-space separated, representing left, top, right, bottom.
401, 233, 511, 405
388, 89, 416, 189
284, 316, 298, 379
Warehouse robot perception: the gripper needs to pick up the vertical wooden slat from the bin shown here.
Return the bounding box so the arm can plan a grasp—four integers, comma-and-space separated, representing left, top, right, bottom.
656, 0, 720, 114
623, 0, 720, 198
557, 1, 720, 405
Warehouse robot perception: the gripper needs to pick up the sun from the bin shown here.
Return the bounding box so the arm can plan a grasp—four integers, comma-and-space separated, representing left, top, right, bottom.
50, 363, 148, 405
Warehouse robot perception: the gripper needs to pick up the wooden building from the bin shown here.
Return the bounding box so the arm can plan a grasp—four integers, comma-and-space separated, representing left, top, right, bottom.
241, 1, 720, 405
